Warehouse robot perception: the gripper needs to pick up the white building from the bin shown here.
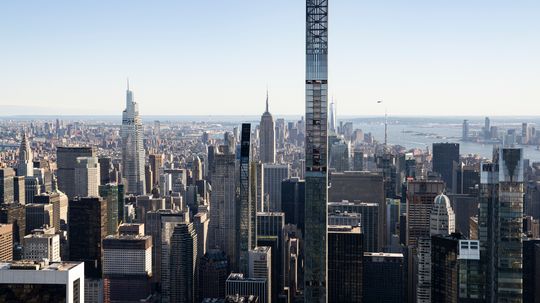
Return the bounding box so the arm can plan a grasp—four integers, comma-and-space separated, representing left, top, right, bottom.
23, 232, 61, 262
102, 235, 152, 276
0, 261, 84, 303
74, 157, 100, 197
248, 246, 272, 303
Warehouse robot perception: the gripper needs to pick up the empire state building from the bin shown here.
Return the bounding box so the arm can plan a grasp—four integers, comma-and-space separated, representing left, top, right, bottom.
121, 81, 146, 195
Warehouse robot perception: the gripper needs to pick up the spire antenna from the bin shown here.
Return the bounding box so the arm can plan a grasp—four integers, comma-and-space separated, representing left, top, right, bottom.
265, 87, 269, 113
127, 78, 130, 91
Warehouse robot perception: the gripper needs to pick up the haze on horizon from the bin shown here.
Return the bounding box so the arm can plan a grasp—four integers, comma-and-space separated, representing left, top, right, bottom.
1, 0, 539, 116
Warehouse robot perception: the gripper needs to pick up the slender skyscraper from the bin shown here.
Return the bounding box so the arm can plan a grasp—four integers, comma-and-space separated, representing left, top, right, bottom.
121, 81, 146, 195
304, 1, 328, 301
238, 123, 255, 274
259, 91, 276, 164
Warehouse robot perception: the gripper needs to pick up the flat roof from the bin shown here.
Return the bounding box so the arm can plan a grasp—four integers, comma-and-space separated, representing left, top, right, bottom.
0, 261, 81, 271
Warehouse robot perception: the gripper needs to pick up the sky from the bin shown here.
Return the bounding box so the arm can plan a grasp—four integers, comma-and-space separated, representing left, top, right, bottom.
1, 1, 539, 116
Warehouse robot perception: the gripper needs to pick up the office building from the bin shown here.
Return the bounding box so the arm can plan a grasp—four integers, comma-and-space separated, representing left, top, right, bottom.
209, 151, 237, 270
149, 153, 164, 189
281, 178, 305, 233
170, 223, 197, 303
74, 156, 100, 198
363, 252, 405, 303
56, 146, 96, 198
99, 184, 119, 236
121, 82, 146, 195
432, 143, 460, 192
34, 192, 67, 233
523, 239, 540, 303
431, 234, 482, 303
226, 273, 268, 303
462, 120, 470, 141
329, 171, 386, 248
328, 225, 363, 303
479, 148, 524, 302
406, 180, 445, 248
103, 234, 152, 303
25, 203, 53, 234
0, 261, 84, 303
0, 203, 25, 246
329, 140, 349, 172
199, 249, 229, 300
24, 176, 40, 204
17, 133, 34, 177
144, 209, 186, 297
68, 196, 107, 279
0, 224, 13, 261
259, 91, 275, 164
263, 164, 290, 212
0, 168, 15, 204
98, 157, 113, 186
13, 176, 25, 204
194, 211, 209, 261
256, 212, 284, 297
248, 246, 272, 303
328, 201, 379, 252
23, 231, 61, 262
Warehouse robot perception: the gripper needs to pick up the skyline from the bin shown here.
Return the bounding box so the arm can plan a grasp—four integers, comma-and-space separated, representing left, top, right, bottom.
1, 0, 540, 116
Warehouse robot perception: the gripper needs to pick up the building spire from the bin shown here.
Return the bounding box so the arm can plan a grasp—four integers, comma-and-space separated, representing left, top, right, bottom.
265, 88, 269, 113
127, 77, 130, 91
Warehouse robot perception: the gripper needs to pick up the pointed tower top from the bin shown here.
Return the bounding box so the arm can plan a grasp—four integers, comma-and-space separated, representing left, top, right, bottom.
127, 78, 130, 91
265, 88, 269, 113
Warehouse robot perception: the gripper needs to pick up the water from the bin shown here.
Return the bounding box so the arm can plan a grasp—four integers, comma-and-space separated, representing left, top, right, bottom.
349, 116, 540, 162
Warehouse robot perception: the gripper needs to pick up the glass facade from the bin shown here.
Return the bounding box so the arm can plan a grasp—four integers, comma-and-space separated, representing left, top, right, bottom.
304, 1, 329, 302
0, 284, 67, 303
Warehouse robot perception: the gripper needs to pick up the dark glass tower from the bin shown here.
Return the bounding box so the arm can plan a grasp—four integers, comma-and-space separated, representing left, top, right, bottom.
238, 123, 255, 273
304, 0, 329, 301
432, 143, 460, 192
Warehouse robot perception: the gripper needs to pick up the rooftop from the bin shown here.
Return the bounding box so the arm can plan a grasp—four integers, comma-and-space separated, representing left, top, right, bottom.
0, 260, 81, 271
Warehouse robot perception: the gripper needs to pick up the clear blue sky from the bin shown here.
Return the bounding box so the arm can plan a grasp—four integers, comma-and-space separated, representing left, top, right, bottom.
1, 1, 539, 116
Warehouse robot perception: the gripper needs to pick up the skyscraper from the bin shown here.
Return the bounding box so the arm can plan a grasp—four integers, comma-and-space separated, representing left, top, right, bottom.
121, 82, 146, 195
328, 225, 363, 303
479, 147, 524, 302
103, 234, 153, 303
17, 133, 33, 177
149, 153, 164, 189
263, 163, 290, 212
259, 90, 275, 164
238, 123, 255, 274
304, 0, 329, 301
68, 196, 107, 279
56, 146, 96, 199
0, 224, 13, 261
74, 156, 100, 197
248, 246, 272, 303
209, 151, 237, 270
0, 168, 15, 204
99, 184, 120, 236
170, 223, 198, 303
432, 143, 460, 192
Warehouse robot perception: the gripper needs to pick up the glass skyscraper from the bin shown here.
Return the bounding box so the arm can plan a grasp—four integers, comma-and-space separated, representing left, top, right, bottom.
304, 0, 329, 302
121, 82, 146, 195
